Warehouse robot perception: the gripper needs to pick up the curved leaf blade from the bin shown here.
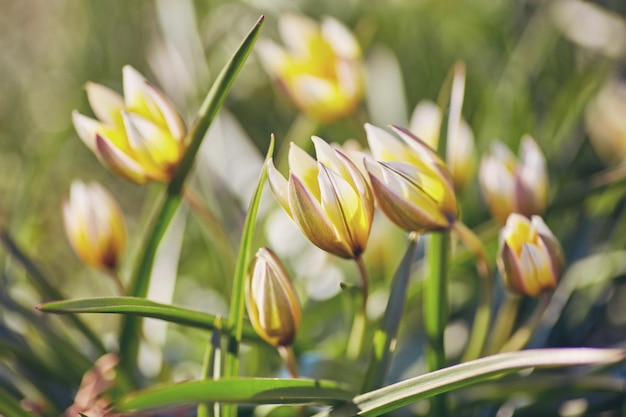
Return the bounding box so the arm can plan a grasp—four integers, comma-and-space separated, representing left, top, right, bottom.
117, 378, 353, 412
38, 297, 261, 342
321, 348, 625, 417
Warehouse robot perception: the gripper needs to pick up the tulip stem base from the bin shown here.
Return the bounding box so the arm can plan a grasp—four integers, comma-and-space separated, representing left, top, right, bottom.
278, 345, 299, 378
486, 294, 520, 355
451, 220, 493, 362
500, 293, 550, 353
424, 231, 449, 417
107, 269, 126, 296
346, 256, 369, 360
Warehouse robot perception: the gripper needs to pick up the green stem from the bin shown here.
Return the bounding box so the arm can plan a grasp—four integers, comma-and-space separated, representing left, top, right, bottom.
485, 294, 520, 355
278, 345, 299, 378
499, 293, 551, 353
198, 318, 222, 417
424, 231, 449, 417
346, 255, 369, 360
451, 220, 492, 362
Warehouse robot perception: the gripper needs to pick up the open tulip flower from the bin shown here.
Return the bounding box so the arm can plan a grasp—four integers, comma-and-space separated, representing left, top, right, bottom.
409, 100, 476, 190
479, 136, 548, 225
63, 180, 127, 271
498, 214, 564, 297
364, 123, 457, 233
258, 14, 364, 123
268, 137, 374, 260
245, 248, 301, 347
72, 66, 186, 184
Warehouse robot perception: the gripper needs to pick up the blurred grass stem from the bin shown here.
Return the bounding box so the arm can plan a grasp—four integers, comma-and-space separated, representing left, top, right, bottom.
500, 293, 550, 353
486, 294, 520, 355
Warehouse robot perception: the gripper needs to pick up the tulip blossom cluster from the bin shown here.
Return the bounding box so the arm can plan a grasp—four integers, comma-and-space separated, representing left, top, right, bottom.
258, 15, 364, 122
479, 136, 548, 225
72, 66, 187, 184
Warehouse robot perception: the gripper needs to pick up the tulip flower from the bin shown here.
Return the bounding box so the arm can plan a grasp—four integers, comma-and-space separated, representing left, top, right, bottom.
409, 100, 476, 189
245, 248, 301, 347
63, 181, 126, 271
72, 66, 186, 184
258, 14, 364, 122
268, 137, 374, 260
498, 214, 564, 297
479, 136, 548, 225
364, 123, 457, 233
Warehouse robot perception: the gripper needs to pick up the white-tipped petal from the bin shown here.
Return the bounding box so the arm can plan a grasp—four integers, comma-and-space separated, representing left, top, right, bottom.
267, 159, 293, 217
86, 82, 125, 126
321, 16, 360, 59
72, 111, 101, 151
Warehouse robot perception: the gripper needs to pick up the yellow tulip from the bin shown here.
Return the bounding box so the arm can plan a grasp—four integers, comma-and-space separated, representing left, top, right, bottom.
258, 14, 364, 123
409, 100, 476, 189
498, 214, 564, 297
72, 66, 186, 184
479, 136, 548, 225
245, 248, 301, 347
364, 123, 457, 233
63, 181, 127, 271
268, 137, 374, 259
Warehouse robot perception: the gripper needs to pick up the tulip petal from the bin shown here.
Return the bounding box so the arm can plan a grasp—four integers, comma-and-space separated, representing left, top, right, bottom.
267, 159, 293, 218
366, 160, 449, 232
519, 242, 556, 297
312, 136, 346, 176
95, 135, 150, 184
288, 143, 320, 198
289, 174, 354, 258
85, 82, 125, 127
145, 85, 186, 142
365, 123, 408, 162
279, 14, 319, 56
72, 111, 101, 152
321, 17, 361, 59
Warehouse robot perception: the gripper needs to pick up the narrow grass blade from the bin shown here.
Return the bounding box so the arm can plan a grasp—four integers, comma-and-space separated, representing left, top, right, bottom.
0, 389, 35, 417
0, 228, 106, 354
223, 136, 275, 417
38, 297, 260, 342
119, 15, 265, 374
362, 235, 418, 391
116, 378, 353, 412
224, 138, 275, 352
321, 348, 625, 417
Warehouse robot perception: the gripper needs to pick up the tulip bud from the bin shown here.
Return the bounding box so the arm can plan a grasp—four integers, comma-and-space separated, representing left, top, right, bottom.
364, 123, 457, 233
409, 100, 475, 189
245, 248, 301, 347
63, 181, 127, 271
479, 136, 548, 225
72, 66, 186, 184
257, 14, 364, 123
268, 136, 374, 259
498, 214, 564, 297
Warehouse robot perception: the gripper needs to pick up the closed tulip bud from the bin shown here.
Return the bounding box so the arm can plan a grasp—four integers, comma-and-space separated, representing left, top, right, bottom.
257, 14, 364, 123
409, 100, 476, 189
364, 123, 457, 233
245, 248, 301, 347
72, 66, 186, 184
498, 214, 564, 297
268, 136, 374, 259
63, 181, 126, 271
479, 136, 548, 225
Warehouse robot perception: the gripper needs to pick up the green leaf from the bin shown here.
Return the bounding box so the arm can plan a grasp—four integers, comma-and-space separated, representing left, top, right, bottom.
0, 389, 35, 417
362, 235, 418, 391
319, 348, 625, 417
222, 136, 275, 417
116, 378, 353, 412
38, 297, 261, 342
118, 15, 265, 374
